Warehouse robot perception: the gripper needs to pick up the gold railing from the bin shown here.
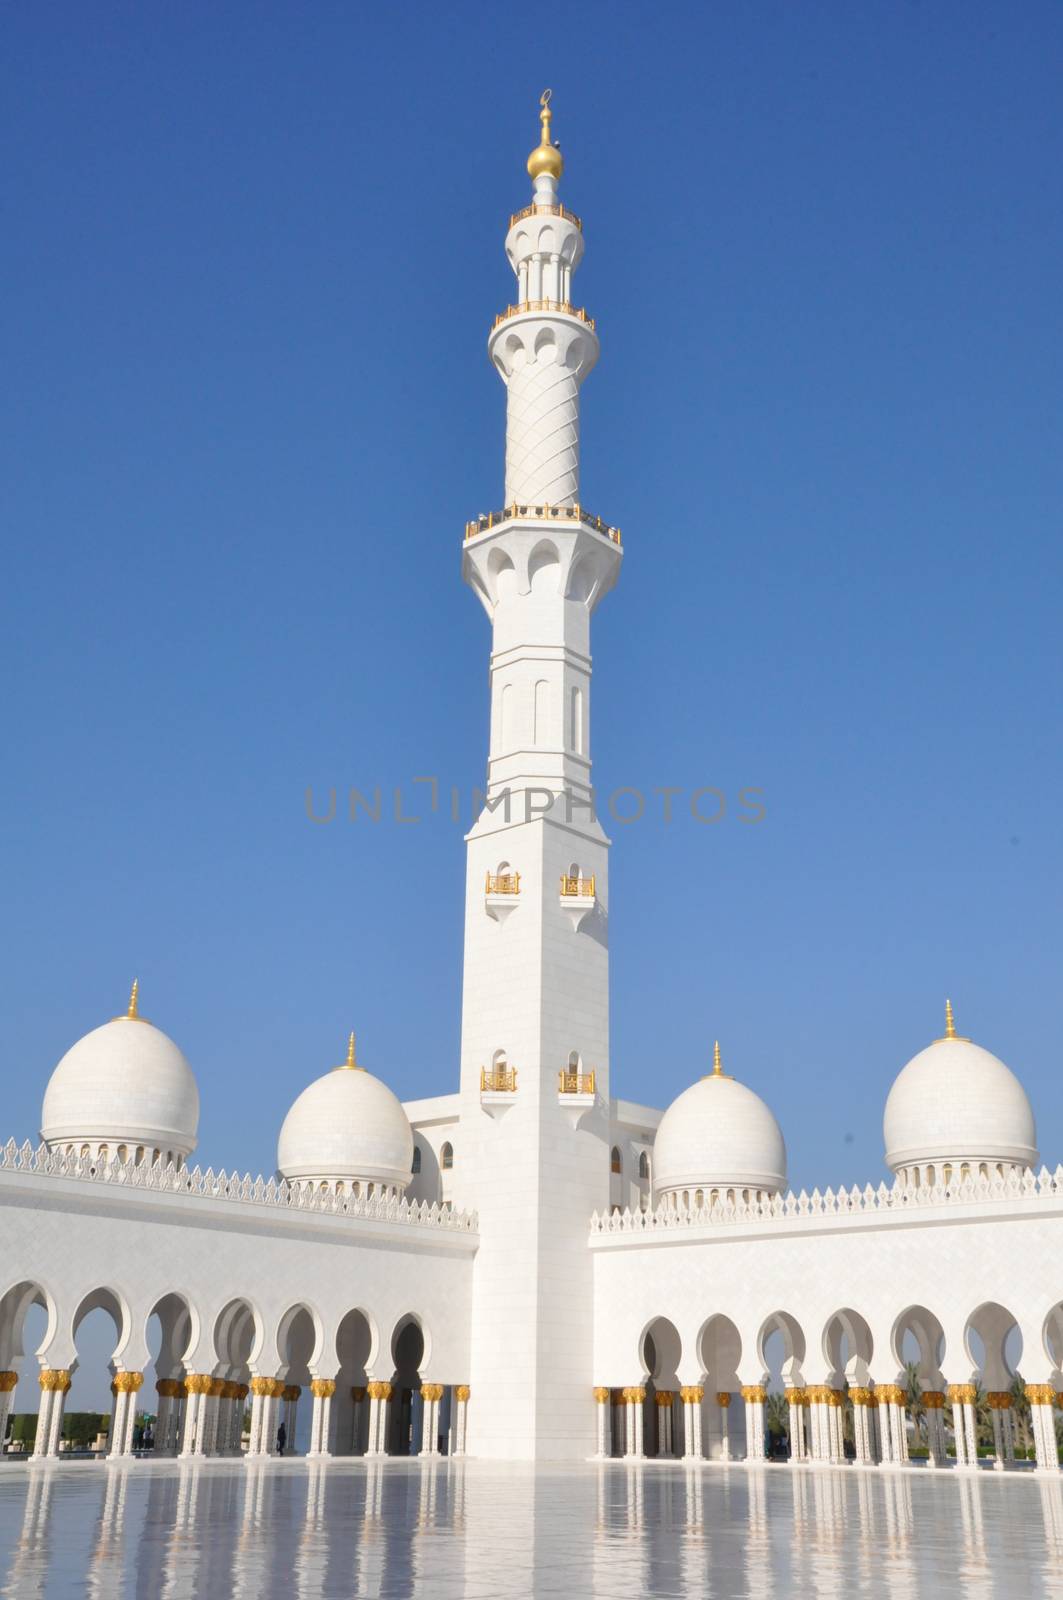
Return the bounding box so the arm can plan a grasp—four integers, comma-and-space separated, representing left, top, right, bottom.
509, 202, 583, 232
492, 301, 595, 332
465, 506, 621, 547
480, 1066, 518, 1093
559, 1070, 596, 1096
485, 872, 520, 896
560, 875, 596, 898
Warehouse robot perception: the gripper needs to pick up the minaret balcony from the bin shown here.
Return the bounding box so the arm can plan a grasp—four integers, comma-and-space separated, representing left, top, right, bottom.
509, 202, 582, 232
480, 1066, 518, 1121
558, 1069, 597, 1129
484, 871, 520, 925
464, 506, 621, 548
560, 874, 596, 931
492, 300, 595, 333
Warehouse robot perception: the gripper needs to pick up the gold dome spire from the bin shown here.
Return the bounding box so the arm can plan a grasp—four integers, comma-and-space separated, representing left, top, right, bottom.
114, 978, 147, 1023
702, 1040, 731, 1080
527, 89, 563, 182
338, 1031, 362, 1071
935, 998, 969, 1043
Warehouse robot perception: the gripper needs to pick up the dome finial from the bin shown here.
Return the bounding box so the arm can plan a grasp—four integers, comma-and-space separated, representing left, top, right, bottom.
115, 977, 147, 1023
527, 88, 563, 183
944, 998, 956, 1040
339, 1031, 361, 1071
713, 1039, 723, 1076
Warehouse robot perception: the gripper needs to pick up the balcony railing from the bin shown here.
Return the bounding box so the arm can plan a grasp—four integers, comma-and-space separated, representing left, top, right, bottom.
480, 1066, 518, 1094
485, 872, 520, 896
559, 1070, 596, 1096
560, 875, 596, 898
465, 507, 621, 547
509, 202, 583, 232
492, 301, 595, 332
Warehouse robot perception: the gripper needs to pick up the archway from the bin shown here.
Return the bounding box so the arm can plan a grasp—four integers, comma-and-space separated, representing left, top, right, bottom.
333, 1308, 375, 1455
276, 1303, 320, 1455
700, 1313, 744, 1461
639, 1316, 682, 1458
69, 1287, 129, 1456
144, 1291, 194, 1453
389, 1314, 426, 1456
965, 1301, 1025, 1464
822, 1307, 873, 1388
0, 1280, 55, 1457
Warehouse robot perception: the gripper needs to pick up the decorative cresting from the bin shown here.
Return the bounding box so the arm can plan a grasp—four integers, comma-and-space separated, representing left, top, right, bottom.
1025, 1384, 1057, 1405
310, 1378, 336, 1400
986, 1391, 1013, 1409
493, 300, 594, 333
114, 1371, 144, 1394
679, 1386, 704, 1405
465, 506, 620, 546
0, 1137, 477, 1232
739, 1385, 767, 1404
592, 1387, 610, 1403
922, 1390, 946, 1409
0, 1371, 17, 1392
716, 1392, 731, 1408
38, 1369, 72, 1393
421, 1383, 445, 1403
366, 1381, 393, 1402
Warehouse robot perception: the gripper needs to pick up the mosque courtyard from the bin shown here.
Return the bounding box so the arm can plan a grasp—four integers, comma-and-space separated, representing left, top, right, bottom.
0, 1456, 1060, 1597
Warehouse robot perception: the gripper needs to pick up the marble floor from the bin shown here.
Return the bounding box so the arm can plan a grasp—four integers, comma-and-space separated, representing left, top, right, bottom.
0, 1457, 1061, 1598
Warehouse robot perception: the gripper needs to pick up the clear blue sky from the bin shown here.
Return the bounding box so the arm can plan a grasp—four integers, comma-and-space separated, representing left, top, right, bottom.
4, 0, 1062, 1219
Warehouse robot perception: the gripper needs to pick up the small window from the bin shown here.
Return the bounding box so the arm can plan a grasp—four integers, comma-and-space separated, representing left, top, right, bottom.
638, 1151, 650, 1181
441, 1142, 454, 1172
412, 1146, 422, 1175
610, 1147, 622, 1175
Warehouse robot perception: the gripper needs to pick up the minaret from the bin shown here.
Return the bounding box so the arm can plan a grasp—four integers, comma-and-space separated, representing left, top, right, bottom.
453, 92, 622, 1460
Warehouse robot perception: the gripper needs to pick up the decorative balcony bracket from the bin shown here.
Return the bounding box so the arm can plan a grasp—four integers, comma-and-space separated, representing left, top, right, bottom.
485, 891, 520, 926
557, 1089, 597, 1131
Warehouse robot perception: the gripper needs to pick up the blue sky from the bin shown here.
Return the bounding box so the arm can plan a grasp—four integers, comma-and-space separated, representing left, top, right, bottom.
4, 0, 1062, 1237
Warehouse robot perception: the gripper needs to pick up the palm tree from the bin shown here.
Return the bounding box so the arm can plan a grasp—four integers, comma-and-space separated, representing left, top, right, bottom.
1010, 1374, 1032, 1459
766, 1390, 790, 1456
904, 1362, 926, 1449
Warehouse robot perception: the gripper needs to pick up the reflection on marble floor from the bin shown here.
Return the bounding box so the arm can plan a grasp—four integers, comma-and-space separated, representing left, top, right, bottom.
2, 1460, 1063, 1598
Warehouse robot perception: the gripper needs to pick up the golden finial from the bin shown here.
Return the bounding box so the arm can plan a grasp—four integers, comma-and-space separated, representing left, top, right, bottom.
114, 978, 147, 1023
527, 88, 563, 183
713, 1040, 723, 1076
339, 1031, 361, 1071
935, 998, 968, 1043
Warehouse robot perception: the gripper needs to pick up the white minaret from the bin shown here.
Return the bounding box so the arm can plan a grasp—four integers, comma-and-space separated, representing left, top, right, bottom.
453, 92, 622, 1460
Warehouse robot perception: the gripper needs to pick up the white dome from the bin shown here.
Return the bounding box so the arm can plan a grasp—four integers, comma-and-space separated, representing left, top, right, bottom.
884, 1021, 1037, 1174
277, 1038, 413, 1191
41, 995, 199, 1160
653, 1057, 787, 1199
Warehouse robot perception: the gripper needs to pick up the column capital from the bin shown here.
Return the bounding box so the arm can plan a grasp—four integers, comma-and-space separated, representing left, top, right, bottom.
185, 1373, 215, 1395
786, 1387, 808, 1405
739, 1385, 767, 1404
310, 1378, 337, 1399
985, 1391, 1012, 1409
156, 1378, 183, 1399
455, 1385, 471, 1403
849, 1387, 873, 1405
678, 1385, 704, 1404
250, 1376, 285, 1399
366, 1380, 393, 1401
948, 1383, 978, 1405
716, 1391, 731, 1407
114, 1371, 144, 1394
921, 1390, 945, 1408
0, 1371, 17, 1392
421, 1383, 444, 1403
1025, 1383, 1056, 1405
38, 1369, 72, 1392
592, 1387, 610, 1403
351, 1386, 367, 1402
876, 1384, 906, 1406
282, 1385, 301, 1403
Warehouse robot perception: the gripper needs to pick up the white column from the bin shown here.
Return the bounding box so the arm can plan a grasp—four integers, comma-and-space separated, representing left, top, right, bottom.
366, 1382, 392, 1456
32, 1373, 68, 1460
741, 1388, 767, 1462
1027, 1388, 1058, 1472
180, 1379, 209, 1457
963, 1402, 977, 1467
948, 1388, 970, 1466
656, 1393, 675, 1458
787, 1391, 805, 1462
0, 1375, 16, 1452
680, 1387, 703, 1462
309, 1379, 336, 1457
717, 1393, 731, 1461
923, 1394, 946, 1467
1003, 1405, 1016, 1463
594, 1389, 611, 1458
989, 1402, 1004, 1470
453, 1386, 470, 1456
626, 1387, 646, 1458
421, 1385, 442, 1457
850, 1393, 872, 1464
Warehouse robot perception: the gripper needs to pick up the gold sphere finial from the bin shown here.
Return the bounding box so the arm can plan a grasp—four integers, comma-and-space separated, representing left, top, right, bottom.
339, 1031, 361, 1071
527, 87, 563, 183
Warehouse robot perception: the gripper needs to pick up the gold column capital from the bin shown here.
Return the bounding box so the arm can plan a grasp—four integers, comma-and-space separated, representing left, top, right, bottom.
654, 1390, 675, 1407
985, 1391, 1012, 1409
366, 1380, 393, 1402
310, 1378, 336, 1399
38, 1369, 72, 1393
716, 1391, 731, 1408
114, 1371, 144, 1394
421, 1383, 444, 1403
849, 1387, 872, 1406
786, 1388, 808, 1406
455, 1385, 471, 1403
876, 1384, 906, 1406
948, 1383, 978, 1405
592, 1387, 611, 1403
282, 1385, 301, 1403
622, 1386, 646, 1404
184, 1373, 214, 1396
351, 1386, 367, 1402
155, 1378, 183, 1399
740, 1385, 767, 1404
921, 1390, 945, 1409
0, 1371, 17, 1393
679, 1385, 704, 1404
1025, 1383, 1057, 1406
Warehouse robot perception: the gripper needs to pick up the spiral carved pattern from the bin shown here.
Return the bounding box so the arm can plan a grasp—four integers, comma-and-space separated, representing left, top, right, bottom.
505, 358, 580, 507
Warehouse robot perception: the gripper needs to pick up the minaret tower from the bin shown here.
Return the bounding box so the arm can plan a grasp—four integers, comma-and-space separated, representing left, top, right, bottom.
454, 92, 622, 1460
